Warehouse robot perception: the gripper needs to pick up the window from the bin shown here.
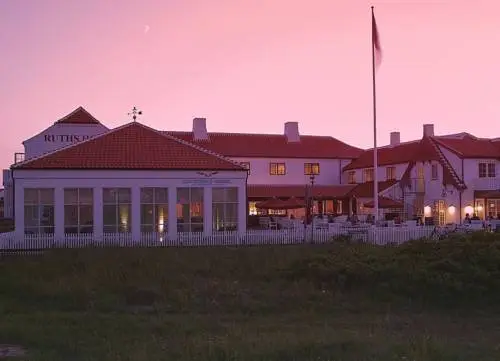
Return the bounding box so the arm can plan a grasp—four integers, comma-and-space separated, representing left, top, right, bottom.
336, 200, 343, 214
177, 187, 204, 232
269, 162, 286, 175
363, 168, 374, 182
103, 188, 131, 233
64, 188, 93, 234
24, 188, 54, 234
240, 162, 250, 174
140, 188, 168, 234
347, 171, 356, 184
431, 163, 438, 180
479, 162, 496, 178
386, 166, 396, 181
304, 163, 320, 175
212, 187, 238, 231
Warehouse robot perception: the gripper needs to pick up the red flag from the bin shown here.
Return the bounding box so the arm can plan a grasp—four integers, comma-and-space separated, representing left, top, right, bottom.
372, 12, 382, 68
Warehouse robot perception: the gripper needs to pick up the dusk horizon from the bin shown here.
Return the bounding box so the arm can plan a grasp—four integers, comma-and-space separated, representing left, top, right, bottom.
2, 0, 499, 175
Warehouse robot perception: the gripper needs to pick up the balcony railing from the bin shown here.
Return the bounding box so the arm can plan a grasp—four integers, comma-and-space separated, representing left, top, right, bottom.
14, 153, 25, 164
471, 178, 500, 191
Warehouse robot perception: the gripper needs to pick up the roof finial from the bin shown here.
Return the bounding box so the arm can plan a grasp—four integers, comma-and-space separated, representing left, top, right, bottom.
128, 106, 142, 122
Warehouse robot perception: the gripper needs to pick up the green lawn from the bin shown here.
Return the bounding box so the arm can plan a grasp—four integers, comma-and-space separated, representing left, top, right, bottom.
1, 234, 500, 360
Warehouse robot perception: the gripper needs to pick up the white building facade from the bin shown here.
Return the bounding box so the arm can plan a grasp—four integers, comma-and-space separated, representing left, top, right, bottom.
342, 124, 500, 225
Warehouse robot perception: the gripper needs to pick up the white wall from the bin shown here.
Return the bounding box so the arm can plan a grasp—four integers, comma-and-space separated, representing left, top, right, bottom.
342, 163, 409, 184
13, 169, 248, 239
232, 157, 347, 185
23, 123, 109, 159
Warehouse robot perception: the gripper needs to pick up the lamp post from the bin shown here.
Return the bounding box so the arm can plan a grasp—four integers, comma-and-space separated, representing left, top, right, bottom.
310, 175, 316, 242
303, 174, 316, 243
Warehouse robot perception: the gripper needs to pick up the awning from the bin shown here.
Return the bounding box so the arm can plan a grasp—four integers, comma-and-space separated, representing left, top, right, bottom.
255, 197, 305, 210
474, 190, 500, 198
363, 197, 404, 209
247, 185, 356, 199
347, 180, 398, 198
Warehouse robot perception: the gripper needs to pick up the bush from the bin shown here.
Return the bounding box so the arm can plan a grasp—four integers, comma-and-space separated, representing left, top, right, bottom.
285, 232, 500, 309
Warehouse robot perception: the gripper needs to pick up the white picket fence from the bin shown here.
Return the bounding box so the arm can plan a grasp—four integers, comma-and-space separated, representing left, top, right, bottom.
0, 226, 436, 250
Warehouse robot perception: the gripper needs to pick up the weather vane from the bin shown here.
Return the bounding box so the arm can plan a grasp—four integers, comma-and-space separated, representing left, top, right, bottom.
128, 106, 142, 122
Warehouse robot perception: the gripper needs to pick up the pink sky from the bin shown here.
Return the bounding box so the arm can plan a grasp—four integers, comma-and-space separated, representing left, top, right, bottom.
1, 0, 499, 177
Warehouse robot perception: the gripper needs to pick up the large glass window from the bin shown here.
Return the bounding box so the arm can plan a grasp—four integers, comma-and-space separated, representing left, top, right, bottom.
24, 188, 54, 234
212, 187, 238, 231
176, 187, 204, 232
103, 188, 131, 233
140, 188, 168, 234
64, 188, 93, 234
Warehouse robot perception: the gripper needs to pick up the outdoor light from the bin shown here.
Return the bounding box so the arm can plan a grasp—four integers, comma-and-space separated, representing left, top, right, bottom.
464, 205, 473, 215
423, 205, 432, 217
447, 205, 456, 215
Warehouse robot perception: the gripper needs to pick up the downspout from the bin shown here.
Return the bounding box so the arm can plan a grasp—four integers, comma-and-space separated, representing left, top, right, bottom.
459, 158, 464, 224
339, 160, 342, 184
11, 168, 15, 223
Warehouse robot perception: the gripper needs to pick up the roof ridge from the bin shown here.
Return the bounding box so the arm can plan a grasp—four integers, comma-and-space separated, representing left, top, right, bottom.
427, 137, 466, 189
54, 106, 101, 125
136, 123, 246, 169
12, 122, 133, 169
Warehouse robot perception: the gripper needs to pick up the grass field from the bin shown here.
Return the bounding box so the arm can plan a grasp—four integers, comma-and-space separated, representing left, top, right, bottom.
1, 233, 500, 360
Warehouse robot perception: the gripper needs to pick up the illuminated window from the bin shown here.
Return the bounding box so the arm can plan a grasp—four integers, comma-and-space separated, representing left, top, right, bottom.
212, 187, 238, 231
103, 188, 131, 233
140, 188, 168, 234
363, 168, 374, 182
386, 166, 396, 181
177, 188, 204, 233
240, 162, 250, 174
347, 171, 356, 184
270, 162, 286, 175
64, 188, 93, 234
304, 163, 320, 175
24, 188, 54, 234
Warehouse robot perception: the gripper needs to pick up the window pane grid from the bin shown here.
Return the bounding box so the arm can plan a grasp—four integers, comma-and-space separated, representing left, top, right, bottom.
24, 189, 55, 234
103, 188, 131, 233
177, 187, 204, 233
140, 188, 168, 234
212, 187, 238, 232
64, 188, 94, 234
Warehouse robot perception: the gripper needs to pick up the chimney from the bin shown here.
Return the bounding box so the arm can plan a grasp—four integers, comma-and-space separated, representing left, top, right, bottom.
284, 121, 300, 142
390, 131, 400, 146
423, 124, 434, 137
193, 117, 208, 140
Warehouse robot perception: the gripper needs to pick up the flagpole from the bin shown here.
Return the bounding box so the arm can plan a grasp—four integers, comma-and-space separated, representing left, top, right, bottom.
371, 6, 379, 223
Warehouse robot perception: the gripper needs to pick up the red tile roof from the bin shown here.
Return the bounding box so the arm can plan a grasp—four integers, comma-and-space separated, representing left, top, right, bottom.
13, 122, 246, 171
54, 106, 102, 125
346, 133, 500, 171
434, 134, 500, 159
164, 131, 363, 159
347, 180, 398, 198
345, 136, 465, 190
343, 139, 440, 171
247, 185, 356, 198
